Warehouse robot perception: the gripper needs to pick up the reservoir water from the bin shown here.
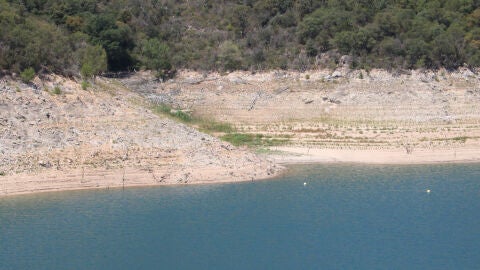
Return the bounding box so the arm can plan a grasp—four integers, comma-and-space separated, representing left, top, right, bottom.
1, 164, 479, 269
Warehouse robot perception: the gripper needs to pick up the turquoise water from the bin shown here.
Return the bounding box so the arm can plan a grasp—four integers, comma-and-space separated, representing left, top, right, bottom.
1, 164, 480, 269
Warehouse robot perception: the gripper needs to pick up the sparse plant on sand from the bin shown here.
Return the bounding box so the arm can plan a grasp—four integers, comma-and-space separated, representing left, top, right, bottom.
53, 86, 62, 95
152, 103, 191, 122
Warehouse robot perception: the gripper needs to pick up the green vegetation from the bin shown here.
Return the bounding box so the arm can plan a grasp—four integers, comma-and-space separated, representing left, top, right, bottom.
198, 120, 236, 134
173, 110, 192, 122
1, 0, 479, 76
221, 133, 289, 147
20, 68, 35, 83
81, 81, 90, 90
53, 86, 62, 95
152, 103, 236, 133
152, 103, 172, 114
80, 45, 107, 80
138, 38, 173, 80
151, 102, 290, 147
152, 104, 191, 122
0, 171, 5, 176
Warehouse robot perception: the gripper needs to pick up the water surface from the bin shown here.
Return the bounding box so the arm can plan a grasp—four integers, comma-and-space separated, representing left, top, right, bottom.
1, 164, 479, 269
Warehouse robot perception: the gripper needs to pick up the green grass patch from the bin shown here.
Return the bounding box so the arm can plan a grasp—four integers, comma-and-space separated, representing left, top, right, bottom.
221, 133, 289, 147
198, 120, 235, 133
172, 110, 192, 122
153, 103, 172, 114
152, 103, 191, 122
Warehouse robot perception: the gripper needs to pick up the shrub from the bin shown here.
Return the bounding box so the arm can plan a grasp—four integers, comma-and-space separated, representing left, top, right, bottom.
80, 45, 107, 79
81, 81, 90, 90
138, 38, 172, 80
20, 67, 35, 83
53, 86, 62, 95
217, 41, 243, 71
173, 110, 192, 122
153, 103, 172, 114
152, 103, 191, 122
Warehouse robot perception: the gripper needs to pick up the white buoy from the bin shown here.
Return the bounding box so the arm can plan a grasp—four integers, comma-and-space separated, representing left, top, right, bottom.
304, 182, 307, 186
426, 189, 431, 193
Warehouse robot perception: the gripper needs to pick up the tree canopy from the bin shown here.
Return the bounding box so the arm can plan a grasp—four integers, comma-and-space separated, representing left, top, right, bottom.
1, 0, 479, 76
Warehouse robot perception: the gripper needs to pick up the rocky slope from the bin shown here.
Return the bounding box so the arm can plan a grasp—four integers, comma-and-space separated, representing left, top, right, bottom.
0, 76, 280, 196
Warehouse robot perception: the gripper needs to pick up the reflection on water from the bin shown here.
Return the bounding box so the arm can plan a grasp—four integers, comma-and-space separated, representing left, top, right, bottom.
1, 164, 479, 269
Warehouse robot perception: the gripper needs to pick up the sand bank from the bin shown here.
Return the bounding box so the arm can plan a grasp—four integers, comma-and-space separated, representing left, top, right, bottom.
0, 163, 282, 197
269, 146, 480, 164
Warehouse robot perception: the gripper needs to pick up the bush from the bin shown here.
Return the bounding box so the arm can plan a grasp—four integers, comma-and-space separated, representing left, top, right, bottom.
152, 103, 191, 122
53, 86, 62, 95
138, 38, 172, 79
173, 110, 191, 122
80, 45, 107, 79
81, 81, 90, 90
20, 67, 35, 83
217, 41, 244, 71
153, 103, 172, 114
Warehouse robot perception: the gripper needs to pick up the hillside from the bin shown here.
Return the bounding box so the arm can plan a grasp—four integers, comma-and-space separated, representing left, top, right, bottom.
1, 0, 480, 77
0, 76, 280, 196
125, 67, 480, 163
1, 66, 480, 196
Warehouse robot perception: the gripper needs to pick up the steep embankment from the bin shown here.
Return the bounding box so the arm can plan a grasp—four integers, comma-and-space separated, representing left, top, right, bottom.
0, 76, 280, 196
134, 68, 480, 164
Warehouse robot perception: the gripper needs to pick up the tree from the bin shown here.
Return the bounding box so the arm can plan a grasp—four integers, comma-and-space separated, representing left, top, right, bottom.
86, 15, 135, 71
80, 45, 107, 80
139, 38, 172, 80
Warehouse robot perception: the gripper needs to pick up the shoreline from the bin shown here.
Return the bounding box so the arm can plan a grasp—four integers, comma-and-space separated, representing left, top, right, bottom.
2, 70, 480, 198
268, 146, 480, 165
3, 149, 480, 198
0, 165, 286, 198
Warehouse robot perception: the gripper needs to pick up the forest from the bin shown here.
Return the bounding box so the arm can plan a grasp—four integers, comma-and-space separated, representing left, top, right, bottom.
1, 0, 479, 78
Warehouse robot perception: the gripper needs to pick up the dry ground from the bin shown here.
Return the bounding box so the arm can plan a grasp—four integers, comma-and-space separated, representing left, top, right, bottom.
133, 68, 480, 163
0, 75, 279, 196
